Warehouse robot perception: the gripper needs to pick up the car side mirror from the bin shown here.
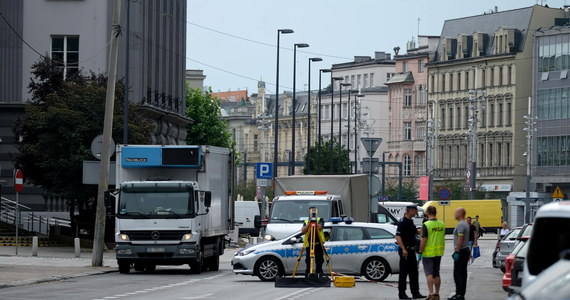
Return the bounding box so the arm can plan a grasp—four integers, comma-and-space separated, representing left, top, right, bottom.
254, 215, 262, 229
204, 191, 212, 207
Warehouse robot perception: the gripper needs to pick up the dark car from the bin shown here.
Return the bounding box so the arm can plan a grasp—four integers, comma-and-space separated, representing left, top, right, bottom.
509, 238, 530, 295
494, 227, 522, 271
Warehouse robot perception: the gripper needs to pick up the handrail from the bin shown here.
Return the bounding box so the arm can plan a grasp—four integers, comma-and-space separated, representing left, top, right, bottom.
1, 196, 32, 210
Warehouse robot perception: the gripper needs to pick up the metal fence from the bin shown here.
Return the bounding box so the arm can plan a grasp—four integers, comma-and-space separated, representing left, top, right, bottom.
0, 196, 71, 236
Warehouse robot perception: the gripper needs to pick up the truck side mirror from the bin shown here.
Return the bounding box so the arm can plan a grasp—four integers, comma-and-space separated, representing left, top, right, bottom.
204, 191, 212, 207
254, 215, 262, 229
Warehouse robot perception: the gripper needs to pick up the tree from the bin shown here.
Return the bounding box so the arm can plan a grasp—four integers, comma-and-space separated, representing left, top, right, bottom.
185, 87, 233, 148
13, 56, 153, 202
303, 138, 349, 174
383, 178, 419, 201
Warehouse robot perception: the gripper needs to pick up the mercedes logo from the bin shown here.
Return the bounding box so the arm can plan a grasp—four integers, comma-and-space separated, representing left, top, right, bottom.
151, 231, 160, 240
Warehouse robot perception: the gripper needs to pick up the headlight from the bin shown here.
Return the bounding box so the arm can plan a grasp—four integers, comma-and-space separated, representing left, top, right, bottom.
181, 233, 193, 241
264, 234, 274, 241
119, 233, 130, 241
238, 248, 255, 256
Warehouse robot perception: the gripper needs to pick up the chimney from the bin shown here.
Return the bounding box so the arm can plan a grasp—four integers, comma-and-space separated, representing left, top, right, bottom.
354, 56, 372, 62
375, 51, 387, 60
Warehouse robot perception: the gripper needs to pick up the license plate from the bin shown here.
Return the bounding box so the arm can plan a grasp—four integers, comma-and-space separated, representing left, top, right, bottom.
146, 247, 166, 253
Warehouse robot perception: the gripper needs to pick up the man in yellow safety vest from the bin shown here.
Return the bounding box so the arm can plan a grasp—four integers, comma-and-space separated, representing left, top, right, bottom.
301, 207, 325, 275
418, 206, 446, 300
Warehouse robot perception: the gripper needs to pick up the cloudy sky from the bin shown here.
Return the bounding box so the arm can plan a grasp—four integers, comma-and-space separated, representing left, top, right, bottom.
186, 0, 568, 94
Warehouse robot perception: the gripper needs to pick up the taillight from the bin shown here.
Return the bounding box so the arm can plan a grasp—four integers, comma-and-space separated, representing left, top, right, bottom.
505, 254, 515, 274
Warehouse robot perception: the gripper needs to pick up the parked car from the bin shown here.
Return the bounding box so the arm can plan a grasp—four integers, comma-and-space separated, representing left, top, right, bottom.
523, 201, 570, 287
231, 221, 399, 281
502, 235, 530, 293
494, 227, 523, 272
507, 250, 570, 300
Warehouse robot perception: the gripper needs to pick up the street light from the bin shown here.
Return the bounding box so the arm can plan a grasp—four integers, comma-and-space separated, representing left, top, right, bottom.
317, 69, 331, 174
330, 76, 344, 174
290, 43, 309, 176
346, 89, 358, 172
338, 83, 352, 171
306, 57, 322, 174
273, 28, 293, 181
354, 94, 365, 173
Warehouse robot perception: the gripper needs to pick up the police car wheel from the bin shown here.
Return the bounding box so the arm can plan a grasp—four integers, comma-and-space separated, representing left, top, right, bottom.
255, 256, 283, 281
362, 257, 389, 281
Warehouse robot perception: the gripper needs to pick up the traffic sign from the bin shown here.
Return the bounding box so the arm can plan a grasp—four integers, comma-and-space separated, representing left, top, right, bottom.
552, 186, 564, 199
14, 169, 23, 193
256, 179, 270, 187
438, 188, 451, 200
256, 163, 273, 179
361, 138, 382, 157
90, 134, 116, 160
439, 200, 450, 206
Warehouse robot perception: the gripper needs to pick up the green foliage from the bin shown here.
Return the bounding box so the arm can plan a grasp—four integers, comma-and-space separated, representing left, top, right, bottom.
383, 178, 419, 201
235, 180, 273, 201
13, 56, 153, 200
185, 87, 233, 148
303, 138, 349, 174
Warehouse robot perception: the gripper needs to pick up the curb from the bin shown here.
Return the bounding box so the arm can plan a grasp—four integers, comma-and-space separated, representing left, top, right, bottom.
0, 268, 118, 289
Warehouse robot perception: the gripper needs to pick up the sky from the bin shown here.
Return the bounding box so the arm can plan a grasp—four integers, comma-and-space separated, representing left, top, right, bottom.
186, 0, 569, 94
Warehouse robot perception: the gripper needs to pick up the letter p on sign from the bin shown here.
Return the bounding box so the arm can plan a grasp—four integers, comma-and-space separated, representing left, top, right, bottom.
256, 163, 273, 179
15, 169, 24, 193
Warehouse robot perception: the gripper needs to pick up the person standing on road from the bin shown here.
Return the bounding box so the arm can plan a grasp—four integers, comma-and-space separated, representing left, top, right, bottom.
467, 217, 478, 264
300, 207, 325, 276
395, 205, 426, 300
418, 206, 445, 300
472, 215, 485, 238
449, 208, 470, 300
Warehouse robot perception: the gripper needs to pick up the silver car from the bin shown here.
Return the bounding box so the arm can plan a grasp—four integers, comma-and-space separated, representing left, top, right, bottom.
231, 222, 399, 282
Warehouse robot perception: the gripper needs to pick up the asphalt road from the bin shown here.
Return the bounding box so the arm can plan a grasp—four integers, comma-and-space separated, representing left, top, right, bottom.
1, 240, 506, 300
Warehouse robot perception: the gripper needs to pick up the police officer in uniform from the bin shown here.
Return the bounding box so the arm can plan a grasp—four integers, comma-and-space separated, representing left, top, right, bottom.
301, 207, 325, 276
395, 205, 425, 300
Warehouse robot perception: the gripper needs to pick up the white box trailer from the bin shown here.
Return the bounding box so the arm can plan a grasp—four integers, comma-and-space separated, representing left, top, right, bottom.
114, 145, 233, 274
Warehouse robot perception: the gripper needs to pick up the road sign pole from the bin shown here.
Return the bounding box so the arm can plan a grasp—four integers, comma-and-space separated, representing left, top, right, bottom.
15, 191, 19, 256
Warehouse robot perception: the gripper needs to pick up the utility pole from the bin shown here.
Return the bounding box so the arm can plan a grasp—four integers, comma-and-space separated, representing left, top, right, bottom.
122, 0, 130, 144
524, 96, 537, 223
467, 67, 485, 200
92, 0, 121, 267
427, 104, 436, 201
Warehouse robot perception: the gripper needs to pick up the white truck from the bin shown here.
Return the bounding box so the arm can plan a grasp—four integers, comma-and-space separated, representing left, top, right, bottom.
264, 174, 369, 240
114, 145, 233, 274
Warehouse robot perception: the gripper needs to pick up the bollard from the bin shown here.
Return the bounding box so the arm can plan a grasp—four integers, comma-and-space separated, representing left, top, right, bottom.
74, 237, 80, 258
32, 236, 38, 256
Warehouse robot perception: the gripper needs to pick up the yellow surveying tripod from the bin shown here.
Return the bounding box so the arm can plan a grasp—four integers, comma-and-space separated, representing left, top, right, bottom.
291, 208, 333, 278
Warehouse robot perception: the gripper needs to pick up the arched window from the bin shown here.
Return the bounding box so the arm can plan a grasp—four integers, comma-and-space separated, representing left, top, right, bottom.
403, 154, 412, 176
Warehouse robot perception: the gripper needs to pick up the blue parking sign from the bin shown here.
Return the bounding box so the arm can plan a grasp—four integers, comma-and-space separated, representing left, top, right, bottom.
256, 163, 273, 179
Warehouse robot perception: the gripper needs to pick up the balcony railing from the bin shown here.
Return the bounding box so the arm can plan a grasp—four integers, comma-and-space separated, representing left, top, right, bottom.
434, 166, 514, 178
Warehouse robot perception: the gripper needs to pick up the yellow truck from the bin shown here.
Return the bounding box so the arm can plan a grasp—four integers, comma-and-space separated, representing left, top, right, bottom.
422, 200, 503, 233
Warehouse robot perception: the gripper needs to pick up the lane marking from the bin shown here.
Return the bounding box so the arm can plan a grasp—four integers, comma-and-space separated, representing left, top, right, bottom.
180, 294, 214, 300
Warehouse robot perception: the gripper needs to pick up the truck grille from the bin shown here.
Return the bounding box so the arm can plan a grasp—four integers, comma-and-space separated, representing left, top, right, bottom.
122, 230, 188, 241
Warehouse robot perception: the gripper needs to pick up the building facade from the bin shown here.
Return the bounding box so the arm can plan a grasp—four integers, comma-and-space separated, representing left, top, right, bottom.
428, 5, 565, 195
532, 23, 570, 195
0, 0, 189, 207
386, 36, 438, 179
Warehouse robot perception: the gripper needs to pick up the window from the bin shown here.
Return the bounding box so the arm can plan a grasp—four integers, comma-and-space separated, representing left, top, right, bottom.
387, 73, 393, 81
489, 103, 495, 127
403, 154, 412, 176
404, 122, 412, 140
442, 74, 446, 92
404, 89, 413, 107
324, 105, 330, 120
457, 72, 462, 90
440, 107, 446, 130
464, 104, 470, 129
430, 75, 435, 92
369, 73, 375, 87
342, 103, 348, 119
418, 59, 425, 73
357, 74, 361, 88
332, 227, 365, 241
51, 35, 79, 79
497, 102, 503, 126
364, 74, 369, 87
449, 73, 454, 91
415, 154, 426, 176
416, 122, 426, 140
456, 106, 462, 129
344, 76, 349, 83
465, 71, 470, 90
499, 67, 503, 86
506, 102, 512, 125
403, 61, 409, 72
366, 228, 393, 239
481, 69, 486, 88
417, 85, 426, 105
351, 75, 355, 87
490, 67, 494, 87
448, 105, 453, 130
507, 66, 512, 85
253, 135, 258, 152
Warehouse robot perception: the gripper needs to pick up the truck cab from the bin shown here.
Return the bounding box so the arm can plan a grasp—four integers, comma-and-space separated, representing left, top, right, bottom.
264, 191, 343, 241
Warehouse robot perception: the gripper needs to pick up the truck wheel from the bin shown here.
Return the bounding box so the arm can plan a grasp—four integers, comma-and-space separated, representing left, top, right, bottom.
190, 253, 203, 274
361, 257, 390, 282
134, 263, 145, 272
255, 256, 283, 281
206, 255, 220, 271
118, 261, 131, 274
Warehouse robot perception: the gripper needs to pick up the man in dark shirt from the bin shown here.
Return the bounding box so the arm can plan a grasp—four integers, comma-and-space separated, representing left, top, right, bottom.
395, 205, 425, 300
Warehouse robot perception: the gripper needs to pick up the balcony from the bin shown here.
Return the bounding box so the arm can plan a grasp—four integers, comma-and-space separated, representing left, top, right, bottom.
434, 166, 514, 178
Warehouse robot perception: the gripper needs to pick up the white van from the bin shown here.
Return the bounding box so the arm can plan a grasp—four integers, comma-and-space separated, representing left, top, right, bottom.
379, 201, 425, 226
234, 201, 261, 236
522, 200, 570, 287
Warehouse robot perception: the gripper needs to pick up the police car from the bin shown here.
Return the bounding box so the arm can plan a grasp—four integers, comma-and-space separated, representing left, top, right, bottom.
231, 220, 399, 281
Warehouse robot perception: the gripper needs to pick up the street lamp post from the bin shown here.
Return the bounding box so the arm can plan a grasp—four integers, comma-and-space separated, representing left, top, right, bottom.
354, 94, 365, 173
339, 83, 352, 172
290, 43, 309, 176
306, 57, 322, 174
317, 69, 331, 175
273, 29, 293, 181
346, 89, 358, 172
330, 76, 344, 174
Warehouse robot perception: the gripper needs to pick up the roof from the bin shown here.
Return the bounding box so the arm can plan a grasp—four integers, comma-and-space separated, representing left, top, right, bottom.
433, 6, 538, 63
386, 72, 415, 85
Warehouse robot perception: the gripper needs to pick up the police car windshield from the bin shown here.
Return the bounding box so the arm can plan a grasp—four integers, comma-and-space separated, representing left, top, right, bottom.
269, 200, 332, 223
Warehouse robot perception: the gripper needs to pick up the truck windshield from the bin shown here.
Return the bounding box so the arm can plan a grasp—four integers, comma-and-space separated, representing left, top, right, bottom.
118, 190, 194, 219
269, 200, 331, 223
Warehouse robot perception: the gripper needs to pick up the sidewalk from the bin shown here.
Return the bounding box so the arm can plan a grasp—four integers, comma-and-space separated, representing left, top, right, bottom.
0, 246, 117, 288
